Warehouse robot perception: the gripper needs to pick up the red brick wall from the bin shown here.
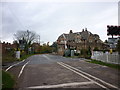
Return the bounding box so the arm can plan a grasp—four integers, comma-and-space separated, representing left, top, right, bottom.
2, 42, 17, 54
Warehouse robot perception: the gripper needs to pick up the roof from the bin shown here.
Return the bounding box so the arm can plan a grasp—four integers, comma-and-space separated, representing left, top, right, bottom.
57, 29, 102, 43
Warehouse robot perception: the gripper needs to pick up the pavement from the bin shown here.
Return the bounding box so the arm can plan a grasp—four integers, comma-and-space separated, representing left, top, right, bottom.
5, 54, 120, 90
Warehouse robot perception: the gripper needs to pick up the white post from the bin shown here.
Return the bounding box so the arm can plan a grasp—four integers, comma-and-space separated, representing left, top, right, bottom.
63, 34, 67, 49
16, 51, 20, 59
106, 52, 108, 62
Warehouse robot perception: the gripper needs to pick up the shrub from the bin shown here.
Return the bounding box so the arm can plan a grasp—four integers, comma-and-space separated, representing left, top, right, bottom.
79, 49, 91, 59
2, 70, 15, 89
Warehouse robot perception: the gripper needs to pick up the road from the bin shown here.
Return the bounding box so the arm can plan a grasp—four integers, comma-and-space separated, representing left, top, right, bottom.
6, 54, 120, 90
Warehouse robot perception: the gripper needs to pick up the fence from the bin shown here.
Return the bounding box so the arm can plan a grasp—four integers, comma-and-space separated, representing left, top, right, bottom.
91, 51, 120, 64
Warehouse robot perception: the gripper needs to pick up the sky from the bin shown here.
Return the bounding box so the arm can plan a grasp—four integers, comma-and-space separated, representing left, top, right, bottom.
0, 0, 119, 45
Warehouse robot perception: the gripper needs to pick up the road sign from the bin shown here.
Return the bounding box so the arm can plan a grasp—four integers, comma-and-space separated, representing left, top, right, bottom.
107, 25, 120, 36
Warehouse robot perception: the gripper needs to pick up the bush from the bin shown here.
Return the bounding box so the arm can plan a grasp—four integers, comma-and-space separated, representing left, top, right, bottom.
39, 45, 52, 54
2, 49, 17, 63
93, 47, 99, 51
79, 49, 91, 59
116, 40, 120, 54
2, 70, 15, 89
74, 53, 79, 56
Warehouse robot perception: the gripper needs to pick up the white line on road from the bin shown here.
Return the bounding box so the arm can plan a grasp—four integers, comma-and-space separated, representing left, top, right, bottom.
59, 62, 118, 89
18, 61, 29, 78
57, 62, 109, 89
28, 81, 94, 89
5, 59, 25, 71
40, 55, 117, 89
42, 55, 54, 62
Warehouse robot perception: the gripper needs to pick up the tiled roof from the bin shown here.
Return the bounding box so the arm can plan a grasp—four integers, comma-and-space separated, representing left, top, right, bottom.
57, 29, 102, 43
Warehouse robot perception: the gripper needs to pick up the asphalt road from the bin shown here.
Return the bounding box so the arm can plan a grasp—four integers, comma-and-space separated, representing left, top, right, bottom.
6, 54, 120, 90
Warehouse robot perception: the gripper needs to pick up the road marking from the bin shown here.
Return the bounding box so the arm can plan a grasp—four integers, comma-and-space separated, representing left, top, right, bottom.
18, 61, 29, 78
59, 62, 118, 89
57, 62, 93, 81
57, 62, 108, 89
42, 55, 50, 60
42, 55, 54, 62
27, 81, 94, 89
40, 55, 117, 89
5, 59, 25, 71
5, 66, 13, 72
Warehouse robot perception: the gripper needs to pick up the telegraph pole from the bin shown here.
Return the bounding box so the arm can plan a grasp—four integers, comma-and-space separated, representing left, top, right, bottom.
38, 35, 40, 45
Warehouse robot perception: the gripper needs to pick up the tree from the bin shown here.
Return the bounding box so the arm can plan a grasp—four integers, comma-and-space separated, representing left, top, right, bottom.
104, 40, 108, 43
39, 44, 52, 54
13, 40, 19, 49
51, 42, 57, 52
116, 40, 120, 54
14, 30, 38, 53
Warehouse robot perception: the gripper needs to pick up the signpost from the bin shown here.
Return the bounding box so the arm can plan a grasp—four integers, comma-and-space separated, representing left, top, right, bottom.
19, 40, 26, 50
107, 25, 120, 49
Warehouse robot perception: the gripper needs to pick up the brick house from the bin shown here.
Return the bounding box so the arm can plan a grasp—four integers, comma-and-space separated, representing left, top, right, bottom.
31, 43, 40, 53
1, 42, 17, 54
57, 29, 108, 55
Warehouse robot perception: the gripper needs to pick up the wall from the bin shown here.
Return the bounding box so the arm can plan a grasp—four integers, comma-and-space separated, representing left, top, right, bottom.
91, 51, 120, 64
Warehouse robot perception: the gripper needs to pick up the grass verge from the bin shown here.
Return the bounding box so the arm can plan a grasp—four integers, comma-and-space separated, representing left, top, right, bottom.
2, 70, 15, 89
86, 59, 120, 70
2, 54, 34, 89
64, 56, 80, 58
19, 54, 34, 61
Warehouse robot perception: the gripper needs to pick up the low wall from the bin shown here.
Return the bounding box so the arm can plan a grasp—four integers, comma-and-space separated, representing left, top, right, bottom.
91, 51, 120, 64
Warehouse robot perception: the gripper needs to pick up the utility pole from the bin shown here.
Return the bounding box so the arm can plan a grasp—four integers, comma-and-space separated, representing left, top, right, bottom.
118, 1, 120, 26
38, 35, 40, 45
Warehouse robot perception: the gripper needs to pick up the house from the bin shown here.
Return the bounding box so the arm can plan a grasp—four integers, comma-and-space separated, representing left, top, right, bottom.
1, 42, 17, 54
57, 29, 107, 55
31, 43, 40, 53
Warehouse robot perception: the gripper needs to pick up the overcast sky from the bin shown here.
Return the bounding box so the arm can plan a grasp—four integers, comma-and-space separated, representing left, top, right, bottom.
1, 0, 119, 45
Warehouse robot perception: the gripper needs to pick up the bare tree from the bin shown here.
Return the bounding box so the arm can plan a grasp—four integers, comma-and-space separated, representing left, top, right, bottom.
14, 30, 38, 52
14, 30, 37, 44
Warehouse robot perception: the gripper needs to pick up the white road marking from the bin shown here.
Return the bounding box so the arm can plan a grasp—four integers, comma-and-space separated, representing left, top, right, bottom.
5, 66, 13, 72
18, 61, 29, 78
39, 55, 118, 89
60, 62, 118, 89
5, 59, 25, 71
102, 66, 107, 68
42, 55, 50, 59
57, 62, 108, 89
42, 55, 54, 62
28, 81, 94, 89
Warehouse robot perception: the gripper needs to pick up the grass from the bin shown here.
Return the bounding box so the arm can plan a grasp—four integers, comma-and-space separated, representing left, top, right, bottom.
19, 54, 34, 61
2, 52, 35, 89
64, 56, 80, 58
2, 52, 35, 63
2, 70, 15, 89
86, 59, 120, 70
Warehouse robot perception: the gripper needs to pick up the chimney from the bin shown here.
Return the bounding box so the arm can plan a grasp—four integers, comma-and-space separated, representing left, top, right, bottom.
69, 30, 73, 34
82, 29, 84, 32
85, 28, 87, 31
